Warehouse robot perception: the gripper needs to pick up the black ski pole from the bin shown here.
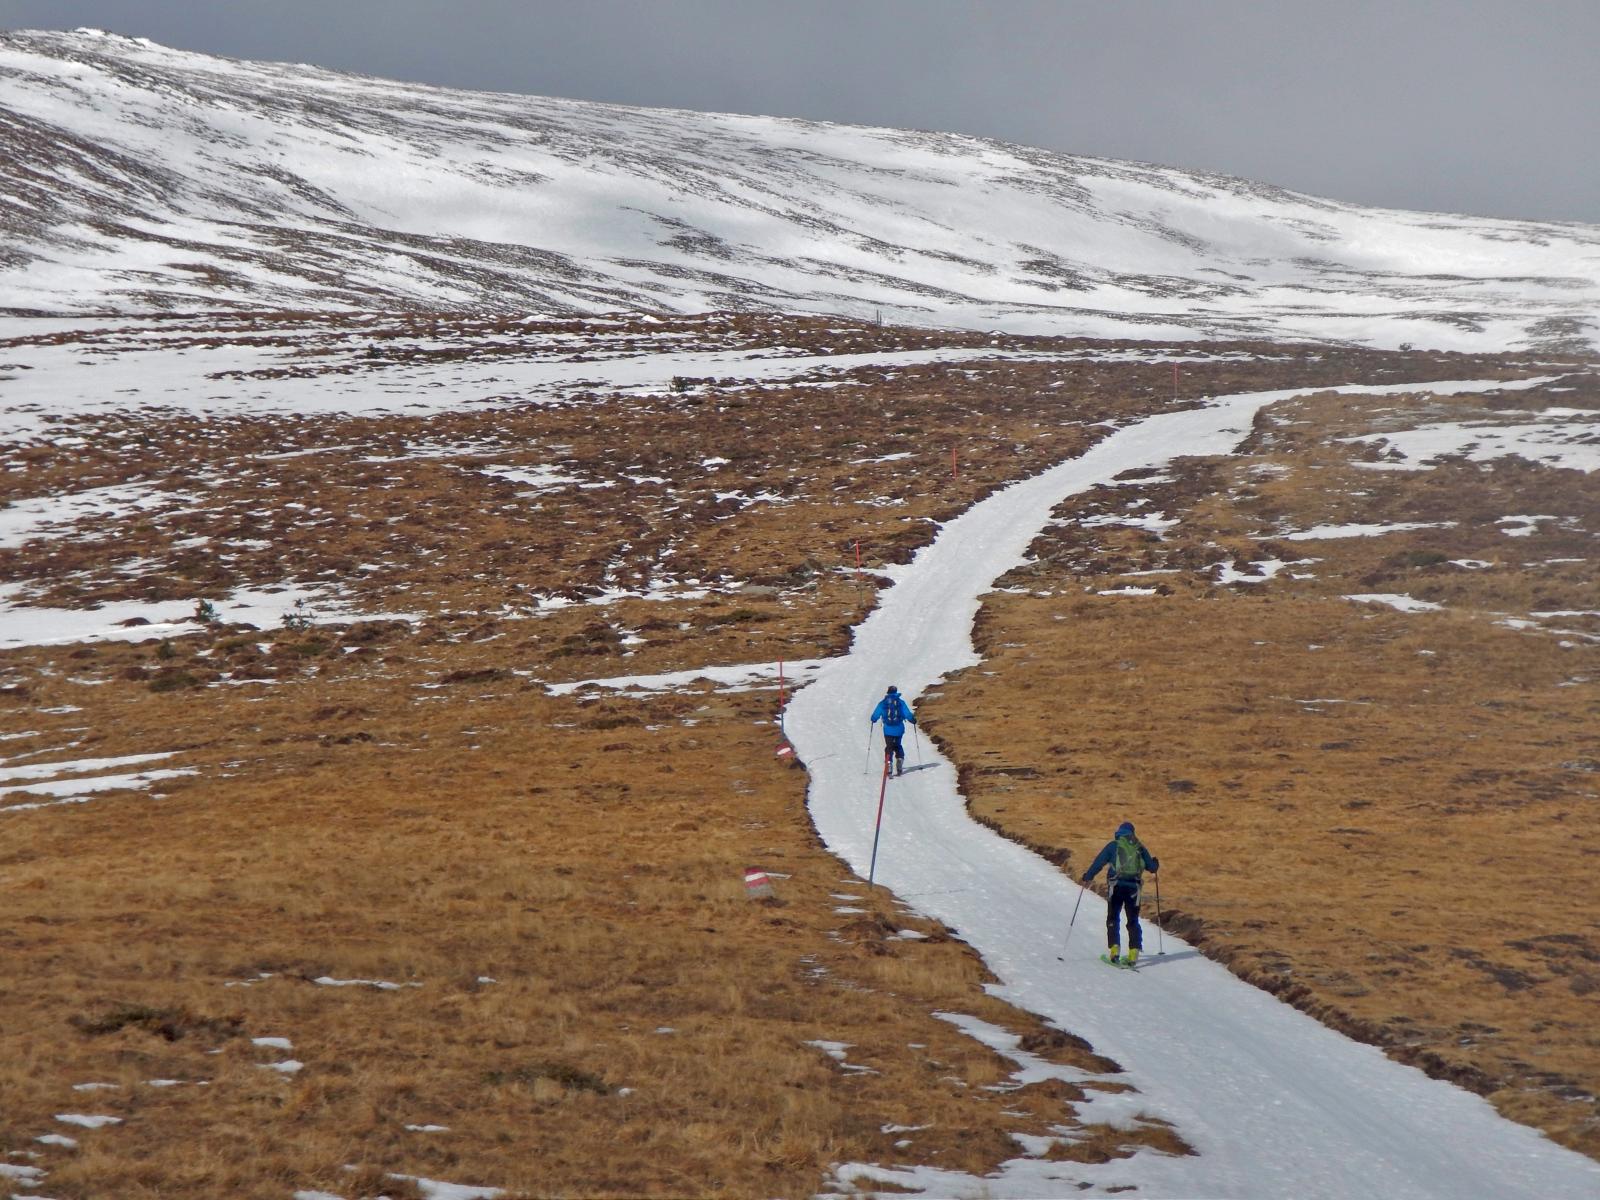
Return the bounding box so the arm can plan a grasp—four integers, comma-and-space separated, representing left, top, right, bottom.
1153, 872, 1165, 955
862, 722, 875, 775
1062, 880, 1087, 957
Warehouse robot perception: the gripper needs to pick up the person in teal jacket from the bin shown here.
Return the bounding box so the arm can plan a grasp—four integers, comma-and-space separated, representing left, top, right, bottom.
869, 685, 916, 776
1081, 821, 1159, 965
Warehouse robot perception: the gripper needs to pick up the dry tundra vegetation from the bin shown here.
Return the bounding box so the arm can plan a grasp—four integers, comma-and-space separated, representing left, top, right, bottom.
0, 311, 1596, 1197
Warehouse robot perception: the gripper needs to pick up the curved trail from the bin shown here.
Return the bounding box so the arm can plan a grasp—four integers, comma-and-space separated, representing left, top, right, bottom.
785, 381, 1599, 1199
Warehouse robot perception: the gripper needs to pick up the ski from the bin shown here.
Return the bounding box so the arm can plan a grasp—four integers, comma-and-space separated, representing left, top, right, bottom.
1099, 953, 1138, 970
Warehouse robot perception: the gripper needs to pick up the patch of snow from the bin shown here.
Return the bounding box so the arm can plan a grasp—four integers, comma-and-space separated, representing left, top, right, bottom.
0, 580, 420, 651
1498, 514, 1558, 537
0, 481, 177, 549
544, 657, 830, 697
1344, 593, 1445, 613
1214, 558, 1291, 585
311, 977, 421, 990
387, 1174, 503, 1200
472, 464, 583, 493
1345, 414, 1600, 474
1, 766, 196, 811
1280, 521, 1454, 540
804, 1040, 878, 1074
1080, 511, 1178, 533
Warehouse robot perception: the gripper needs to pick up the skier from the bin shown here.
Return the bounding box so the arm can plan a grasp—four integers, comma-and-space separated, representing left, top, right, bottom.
1081, 821, 1159, 966
869, 685, 916, 777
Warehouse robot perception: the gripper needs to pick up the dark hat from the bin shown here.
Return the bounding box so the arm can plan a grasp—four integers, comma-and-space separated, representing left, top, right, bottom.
886, 685, 898, 694
1115, 821, 1135, 838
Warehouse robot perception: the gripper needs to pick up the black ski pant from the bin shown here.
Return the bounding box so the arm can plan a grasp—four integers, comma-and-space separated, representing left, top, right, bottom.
883, 733, 905, 769
1107, 880, 1143, 951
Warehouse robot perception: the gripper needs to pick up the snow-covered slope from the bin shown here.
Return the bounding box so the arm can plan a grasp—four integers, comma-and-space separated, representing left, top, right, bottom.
3, 27, 1599, 352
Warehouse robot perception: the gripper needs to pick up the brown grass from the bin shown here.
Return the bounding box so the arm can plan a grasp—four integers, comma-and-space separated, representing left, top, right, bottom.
2, 313, 1592, 1194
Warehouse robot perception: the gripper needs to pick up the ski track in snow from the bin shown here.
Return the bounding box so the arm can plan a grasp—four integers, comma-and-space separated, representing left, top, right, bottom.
785, 378, 1600, 1199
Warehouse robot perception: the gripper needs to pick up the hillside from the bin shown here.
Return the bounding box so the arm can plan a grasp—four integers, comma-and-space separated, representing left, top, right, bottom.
3, 28, 1600, 351
3, 27, 1599, 1200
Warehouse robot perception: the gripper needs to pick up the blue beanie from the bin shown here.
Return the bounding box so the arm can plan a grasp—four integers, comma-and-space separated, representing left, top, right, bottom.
1116, 821, 1135, 838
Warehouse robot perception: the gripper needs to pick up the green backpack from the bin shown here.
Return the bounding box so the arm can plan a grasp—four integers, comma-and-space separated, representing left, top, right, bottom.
1113, 835, 1144, 881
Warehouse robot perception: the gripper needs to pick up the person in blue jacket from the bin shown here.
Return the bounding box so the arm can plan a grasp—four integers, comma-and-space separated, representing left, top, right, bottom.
869, 685, 916, 776
1081, 821, 1159, 965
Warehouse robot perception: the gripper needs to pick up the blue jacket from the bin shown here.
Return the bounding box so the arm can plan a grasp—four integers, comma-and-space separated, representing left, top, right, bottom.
870, 694, 915, 736
1082, 835, 1158, 886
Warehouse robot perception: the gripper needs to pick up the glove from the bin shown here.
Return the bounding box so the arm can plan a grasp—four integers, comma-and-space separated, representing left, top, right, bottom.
1079, 872, 1092, 885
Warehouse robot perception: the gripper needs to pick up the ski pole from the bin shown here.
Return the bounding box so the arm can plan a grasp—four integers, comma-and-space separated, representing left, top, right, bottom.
866, 757, 891, 887
1153, 872, 1165, 955
1063, 880, 1087, 955
862, 722, 876, 775
912, 723, 922, 765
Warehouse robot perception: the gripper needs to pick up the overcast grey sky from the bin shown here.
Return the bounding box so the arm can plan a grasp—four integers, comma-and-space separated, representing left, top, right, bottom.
3, 0, 1596, 223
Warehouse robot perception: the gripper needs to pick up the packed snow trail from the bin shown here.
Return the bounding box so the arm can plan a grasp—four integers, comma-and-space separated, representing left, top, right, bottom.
784, 381, 1599, 1199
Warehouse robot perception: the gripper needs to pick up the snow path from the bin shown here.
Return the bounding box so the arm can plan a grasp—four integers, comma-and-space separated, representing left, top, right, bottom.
784, 379, 1599, 1199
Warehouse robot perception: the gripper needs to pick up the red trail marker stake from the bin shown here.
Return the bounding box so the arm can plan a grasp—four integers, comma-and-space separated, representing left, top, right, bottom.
867, 756, 892, 887
951, 445, 959, 479
744, 866, 776, 900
